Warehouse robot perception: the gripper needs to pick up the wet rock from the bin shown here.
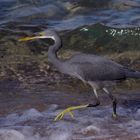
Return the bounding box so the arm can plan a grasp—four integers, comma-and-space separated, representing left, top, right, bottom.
77, 0, 111, 8
17, 62, 39, 76
111, 0, 140, 10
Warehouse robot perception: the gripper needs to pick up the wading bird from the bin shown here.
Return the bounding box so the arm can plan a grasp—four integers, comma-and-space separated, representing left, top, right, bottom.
19, 29, 140, 121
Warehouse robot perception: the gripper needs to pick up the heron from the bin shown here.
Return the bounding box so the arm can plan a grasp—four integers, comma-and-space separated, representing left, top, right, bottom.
19, 29, 140, 121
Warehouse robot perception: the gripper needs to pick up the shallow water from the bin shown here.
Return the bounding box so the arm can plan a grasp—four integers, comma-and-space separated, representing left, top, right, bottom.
0, 104, 140, 140
0, 0, 140, 30
0, 83, 140, 140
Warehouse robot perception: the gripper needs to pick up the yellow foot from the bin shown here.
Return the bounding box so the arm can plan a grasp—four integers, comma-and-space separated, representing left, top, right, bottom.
54, 105, 88, 121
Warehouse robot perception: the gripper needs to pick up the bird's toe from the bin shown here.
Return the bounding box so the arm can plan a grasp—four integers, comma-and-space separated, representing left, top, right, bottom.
112, 113, 118, 119
54, 108, 74, 121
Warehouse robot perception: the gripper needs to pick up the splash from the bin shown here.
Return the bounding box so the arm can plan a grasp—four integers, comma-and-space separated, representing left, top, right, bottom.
0, 104, 140, 140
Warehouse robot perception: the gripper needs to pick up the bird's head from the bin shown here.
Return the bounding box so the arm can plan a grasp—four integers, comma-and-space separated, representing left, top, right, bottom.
18, 29, 57, 42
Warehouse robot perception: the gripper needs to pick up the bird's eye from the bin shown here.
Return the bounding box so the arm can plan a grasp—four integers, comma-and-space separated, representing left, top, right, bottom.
39, 31, 45, 36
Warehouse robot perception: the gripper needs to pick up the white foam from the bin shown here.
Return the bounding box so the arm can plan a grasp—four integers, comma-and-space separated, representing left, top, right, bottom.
47, 104, 58, 111
136, 109, 140, 116
0, 104, 140, 140
49, 131, 71, 140
80, 125, 100, 135
0, 129, 24, 140
6, 113, 19, 120
126, 120, 140, 130
4, 113, 19, 126
19, 108, 43, 122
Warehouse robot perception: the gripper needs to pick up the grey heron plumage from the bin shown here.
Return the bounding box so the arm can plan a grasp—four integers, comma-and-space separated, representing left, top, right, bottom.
19, 29, 140, 120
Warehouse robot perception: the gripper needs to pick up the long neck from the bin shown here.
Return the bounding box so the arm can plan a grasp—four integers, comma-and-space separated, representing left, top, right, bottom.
48, 35, 63, 68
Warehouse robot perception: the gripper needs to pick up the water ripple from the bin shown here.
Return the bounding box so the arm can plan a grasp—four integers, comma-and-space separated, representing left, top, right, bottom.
0, 0, 140, 30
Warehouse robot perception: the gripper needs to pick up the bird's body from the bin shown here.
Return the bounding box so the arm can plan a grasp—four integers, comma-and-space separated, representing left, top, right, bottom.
19, 29, 140, 120
46, 30, 139, 89
60, 53, 125, 81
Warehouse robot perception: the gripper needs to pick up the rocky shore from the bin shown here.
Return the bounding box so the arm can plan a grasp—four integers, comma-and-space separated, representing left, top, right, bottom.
0, 24, 140, 90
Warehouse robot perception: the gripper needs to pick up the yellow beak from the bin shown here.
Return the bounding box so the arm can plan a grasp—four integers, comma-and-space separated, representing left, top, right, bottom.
18, 31, 46, 42
18, 36, 40, 42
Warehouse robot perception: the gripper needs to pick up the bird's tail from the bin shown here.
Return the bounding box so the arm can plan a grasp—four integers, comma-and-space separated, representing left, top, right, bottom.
125, 70, 140, 79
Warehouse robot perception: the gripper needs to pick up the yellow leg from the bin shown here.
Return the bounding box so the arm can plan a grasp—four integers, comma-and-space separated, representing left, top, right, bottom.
54, 104, 88, 121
